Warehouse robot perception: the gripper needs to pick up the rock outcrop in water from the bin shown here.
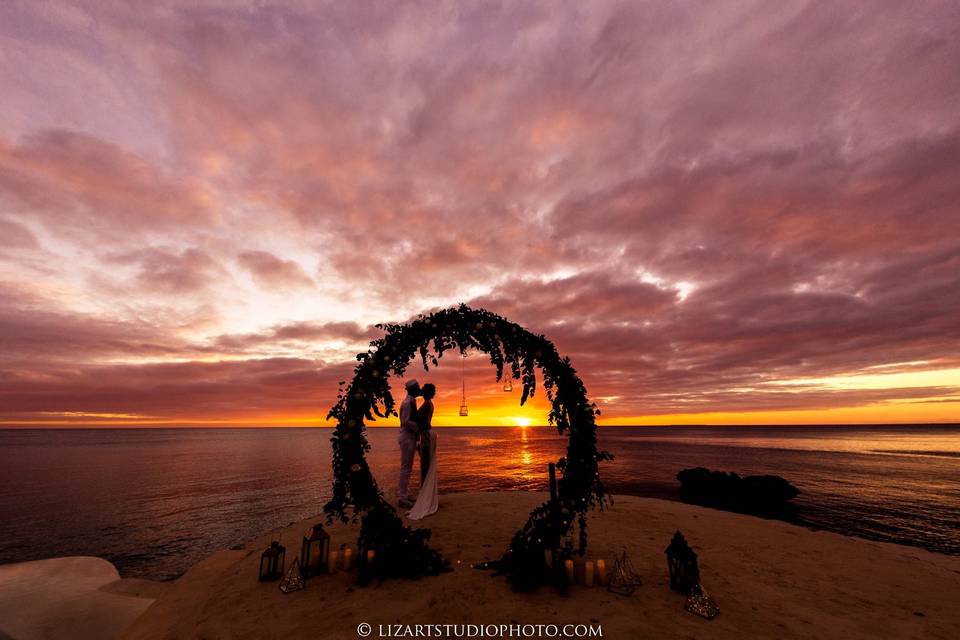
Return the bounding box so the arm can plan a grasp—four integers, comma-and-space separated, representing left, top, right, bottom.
677, 467, 800, 514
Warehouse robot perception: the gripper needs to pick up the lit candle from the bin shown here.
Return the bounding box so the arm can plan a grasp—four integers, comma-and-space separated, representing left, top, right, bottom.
328, 550, 339, 573
596, 559, 607, 586
367, 549, 376, 565
584, 560, 594, 587
343, 547, 354, 570
544, 549, 553, 569
565, 559, 575, 585
575, 559, 586, 584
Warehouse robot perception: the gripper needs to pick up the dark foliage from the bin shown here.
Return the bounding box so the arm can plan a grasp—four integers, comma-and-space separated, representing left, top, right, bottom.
355, 502, 450, 585
323, 304, 612, 589
677, 467, 799, 513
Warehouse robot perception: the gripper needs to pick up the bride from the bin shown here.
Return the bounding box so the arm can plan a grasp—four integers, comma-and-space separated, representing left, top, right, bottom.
407, 383, 438, 520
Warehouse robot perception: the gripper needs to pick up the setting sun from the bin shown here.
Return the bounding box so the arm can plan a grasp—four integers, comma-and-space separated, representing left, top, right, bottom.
512, 417, 532, 428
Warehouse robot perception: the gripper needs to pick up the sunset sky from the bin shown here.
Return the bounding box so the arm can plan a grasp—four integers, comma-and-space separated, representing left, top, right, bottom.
1, 1, 959, 427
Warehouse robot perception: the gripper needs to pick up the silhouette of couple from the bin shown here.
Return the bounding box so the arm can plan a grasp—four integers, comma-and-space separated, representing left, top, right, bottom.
397, 379, 438, 519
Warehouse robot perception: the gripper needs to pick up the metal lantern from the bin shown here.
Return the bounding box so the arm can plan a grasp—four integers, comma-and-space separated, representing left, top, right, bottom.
278, 557, 306, 594
665, 530, 700, 594
259, 540, 286, 582
607, 548, 642, 596
503, 377, 513, 392
458, 353, 469, 416
301, 523, 330, 577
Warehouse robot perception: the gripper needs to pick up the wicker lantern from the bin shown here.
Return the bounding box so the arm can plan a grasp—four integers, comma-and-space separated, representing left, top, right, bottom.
258, 540, 286, 582
301, 523, 330, 577
665, 531, 699, 594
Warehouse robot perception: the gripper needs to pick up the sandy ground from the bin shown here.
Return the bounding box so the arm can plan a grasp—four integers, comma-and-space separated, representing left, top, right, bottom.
0, 556, 163, 640
112, 492, 960, 640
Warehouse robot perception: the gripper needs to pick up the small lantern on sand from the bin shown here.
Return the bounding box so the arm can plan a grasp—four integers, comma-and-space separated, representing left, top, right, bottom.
259, 540, 286, 582
607, 548, 642, 596
278, 557, 305, 593
301, 523, 330, 577
665, 531, 699, 594
685, 582, 720, 619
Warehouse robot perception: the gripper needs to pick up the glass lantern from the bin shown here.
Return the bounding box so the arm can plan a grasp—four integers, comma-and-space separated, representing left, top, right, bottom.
665, 530, 700, 594
301, 523, 330, 577
259, 540, 286, 582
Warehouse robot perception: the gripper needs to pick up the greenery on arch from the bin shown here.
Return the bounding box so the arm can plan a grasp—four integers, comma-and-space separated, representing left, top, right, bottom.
324, 304, 612, 589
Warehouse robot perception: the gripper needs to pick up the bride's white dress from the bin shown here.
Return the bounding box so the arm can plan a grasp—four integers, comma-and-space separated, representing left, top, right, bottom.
407, 431, 438, 520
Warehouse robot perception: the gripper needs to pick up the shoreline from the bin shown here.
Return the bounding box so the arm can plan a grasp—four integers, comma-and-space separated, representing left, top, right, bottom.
109, 491, 960, 639
8, 486, 957, 584
5, 425, 957, 579
4, 492, 960, 638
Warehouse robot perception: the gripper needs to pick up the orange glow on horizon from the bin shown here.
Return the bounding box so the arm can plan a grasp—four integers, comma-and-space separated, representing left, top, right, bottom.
3, 364, 957, 427
3, 399, 958, 427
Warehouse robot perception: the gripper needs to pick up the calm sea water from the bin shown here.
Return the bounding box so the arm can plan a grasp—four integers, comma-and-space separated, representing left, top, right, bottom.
1, 426, 958, 580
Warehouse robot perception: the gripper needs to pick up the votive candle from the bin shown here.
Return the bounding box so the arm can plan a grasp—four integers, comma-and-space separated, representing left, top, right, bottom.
584, 560, 594, 587
565, 559, 575, 585
544, 549, 553, 569
574, 559, 586, 584
596, 559, 607, 586
328, 550, 339, 574
343, 547, 354, 570
367, 549, 376, 565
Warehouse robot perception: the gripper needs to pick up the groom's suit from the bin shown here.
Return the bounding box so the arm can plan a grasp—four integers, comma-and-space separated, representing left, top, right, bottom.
397, 393, 419, 502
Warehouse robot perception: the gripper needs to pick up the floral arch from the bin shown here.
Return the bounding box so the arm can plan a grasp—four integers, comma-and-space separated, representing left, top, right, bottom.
324, 304, 611, 589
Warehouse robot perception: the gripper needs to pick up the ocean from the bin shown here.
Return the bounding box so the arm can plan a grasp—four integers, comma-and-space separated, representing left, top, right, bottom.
1, 425, 958, 580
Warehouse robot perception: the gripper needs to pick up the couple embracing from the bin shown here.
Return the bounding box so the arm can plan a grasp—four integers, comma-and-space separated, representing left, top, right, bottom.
397, 379, 438, 519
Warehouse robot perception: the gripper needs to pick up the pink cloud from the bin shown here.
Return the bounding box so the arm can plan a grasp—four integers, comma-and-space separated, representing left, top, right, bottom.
0, 218, 39, 248
0, 1, 958, 423
214, 321, 377, 352
0, 357, 349, 420
107, 247, 226, 295
0, 130, 216, 240
237, 251, 314, 290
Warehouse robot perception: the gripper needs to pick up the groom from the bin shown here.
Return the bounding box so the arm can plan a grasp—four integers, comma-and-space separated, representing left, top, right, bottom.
397, 379, 421, 508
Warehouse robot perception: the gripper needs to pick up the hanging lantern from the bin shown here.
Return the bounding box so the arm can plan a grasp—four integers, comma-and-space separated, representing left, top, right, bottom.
665, 531, 700, 594
301, 523, 330, 577
503, 377, 513, 392
258, 540, 286, 582
459, 352, 469, 416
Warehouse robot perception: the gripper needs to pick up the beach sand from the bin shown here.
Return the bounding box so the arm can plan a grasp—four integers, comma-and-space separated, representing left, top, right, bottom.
112, 492, 960, 639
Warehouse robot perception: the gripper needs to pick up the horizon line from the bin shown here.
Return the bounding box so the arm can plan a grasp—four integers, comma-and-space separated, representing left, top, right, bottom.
1, 422, 958, 430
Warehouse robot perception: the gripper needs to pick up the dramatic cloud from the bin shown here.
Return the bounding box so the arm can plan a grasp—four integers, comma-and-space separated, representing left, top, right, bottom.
0, 129, 216, 240
107, 247, 226, 295
213, 321, 378, 353
238, 251, 315, 291
0, 358, 351, 423
1, 0, 958, 425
